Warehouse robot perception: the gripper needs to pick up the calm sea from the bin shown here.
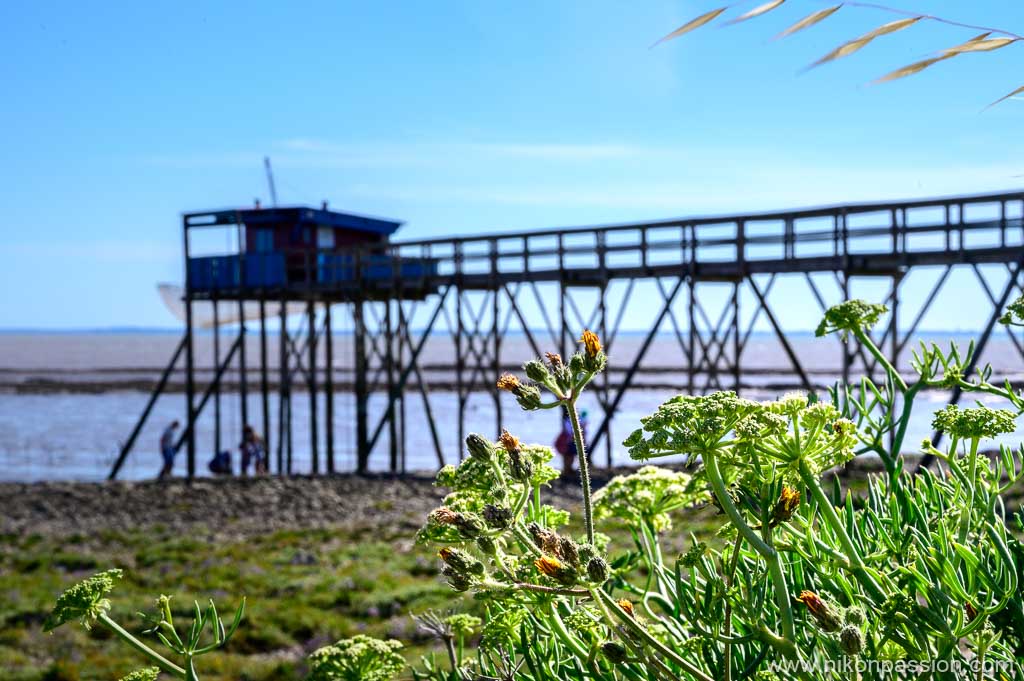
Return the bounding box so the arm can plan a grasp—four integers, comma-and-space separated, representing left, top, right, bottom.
1, 331, 1022, 482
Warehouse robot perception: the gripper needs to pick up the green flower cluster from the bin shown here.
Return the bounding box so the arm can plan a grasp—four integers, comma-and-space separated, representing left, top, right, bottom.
931, 404, 1016, 440
307, 635, 405, 681
814, 299, 887, 338
593, 465, 709, 532
117, 668, 160, 681
999, 294, 1024, 327
625, 391, 858, 480
43, 568, 122, 631
624, 391, 761, 459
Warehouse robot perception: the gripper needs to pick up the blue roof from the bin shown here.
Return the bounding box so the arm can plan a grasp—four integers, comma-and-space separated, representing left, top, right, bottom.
185, 206, 404, 236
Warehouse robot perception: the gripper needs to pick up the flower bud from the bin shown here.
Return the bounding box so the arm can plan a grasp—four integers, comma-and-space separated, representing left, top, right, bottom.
601, 641, 628, 664
797, 591, 842, 633
514, 384, 542, 411
576, 543, 598, 566
587, 556, 609, 583
523, 359, 551, 384
441, 565, 474, 592
843, 606, 865, 627
453, 513, 484, 539
439, 547, 485, 577
465, 433, 493, 461
839, 625, 863, 656
496, 374, 543, 410
569, 353, 586, 375
482, 504, 513, 530
475, 536, 496, 555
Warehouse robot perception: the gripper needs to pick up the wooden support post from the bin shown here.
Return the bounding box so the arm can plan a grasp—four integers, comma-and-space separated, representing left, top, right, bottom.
277, 300, 288, 475
385, 300, 398, 473
184, 220, 196, 480
308, 299, 319, 474
325, 302, 335, 474
354, 298, 369, 473
237, 298, 248, 445
259, 298, 270, 472
213, 300, 221, 456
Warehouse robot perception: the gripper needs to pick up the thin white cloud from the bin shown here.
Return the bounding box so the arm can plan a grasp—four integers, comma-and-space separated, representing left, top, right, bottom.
144, 138, 656, 170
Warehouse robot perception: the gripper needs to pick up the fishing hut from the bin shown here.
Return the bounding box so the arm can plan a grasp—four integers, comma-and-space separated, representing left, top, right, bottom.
109, 203, 437, 479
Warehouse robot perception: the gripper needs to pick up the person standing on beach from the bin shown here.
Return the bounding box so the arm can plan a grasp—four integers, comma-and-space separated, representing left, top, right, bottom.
240, 425, 267, 476
158, 420, 180, 479
554, 409, 588, 480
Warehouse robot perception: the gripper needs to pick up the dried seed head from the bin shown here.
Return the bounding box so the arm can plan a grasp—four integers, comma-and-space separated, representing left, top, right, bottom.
965, 601, 979, 622
545, 352, 563, 368
528, 523, 562, 555
431, 507, 459, 525
558, 537, 580, 567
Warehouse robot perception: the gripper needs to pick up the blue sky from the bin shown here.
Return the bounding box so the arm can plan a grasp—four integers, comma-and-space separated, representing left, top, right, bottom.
2, 1, 1023, 330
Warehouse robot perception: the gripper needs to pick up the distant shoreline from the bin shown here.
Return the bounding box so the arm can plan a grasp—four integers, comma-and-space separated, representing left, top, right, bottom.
0, 327, 998, 338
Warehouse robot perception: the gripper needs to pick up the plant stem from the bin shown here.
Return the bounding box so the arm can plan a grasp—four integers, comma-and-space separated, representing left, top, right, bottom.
798, 461, 886, 603
855, 328, 907, 392
593, 589, 714, 681
567, 398, 595, 545
98, 613, 186, 679
723, 532, 743, 681
704, 450, 795, 646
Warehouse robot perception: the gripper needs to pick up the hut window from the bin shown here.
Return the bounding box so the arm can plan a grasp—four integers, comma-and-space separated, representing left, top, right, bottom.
317, 227, 336, 249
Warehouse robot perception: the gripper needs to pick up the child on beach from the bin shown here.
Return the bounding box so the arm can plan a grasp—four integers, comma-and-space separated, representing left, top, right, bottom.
240, 425, 267, 476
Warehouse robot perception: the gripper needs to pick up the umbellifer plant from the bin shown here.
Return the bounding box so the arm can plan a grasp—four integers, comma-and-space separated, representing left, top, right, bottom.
47, 298, 1024, 680
413, 300, 1024, 680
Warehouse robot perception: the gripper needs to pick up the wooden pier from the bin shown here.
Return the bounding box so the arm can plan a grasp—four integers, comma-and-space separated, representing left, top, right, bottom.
110, 190, 1024, 479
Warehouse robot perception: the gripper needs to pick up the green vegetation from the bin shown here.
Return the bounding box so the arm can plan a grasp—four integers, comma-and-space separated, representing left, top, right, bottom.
0, 525, 467, 680
2, 496, 719, 680
21, 296, 1024, 679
